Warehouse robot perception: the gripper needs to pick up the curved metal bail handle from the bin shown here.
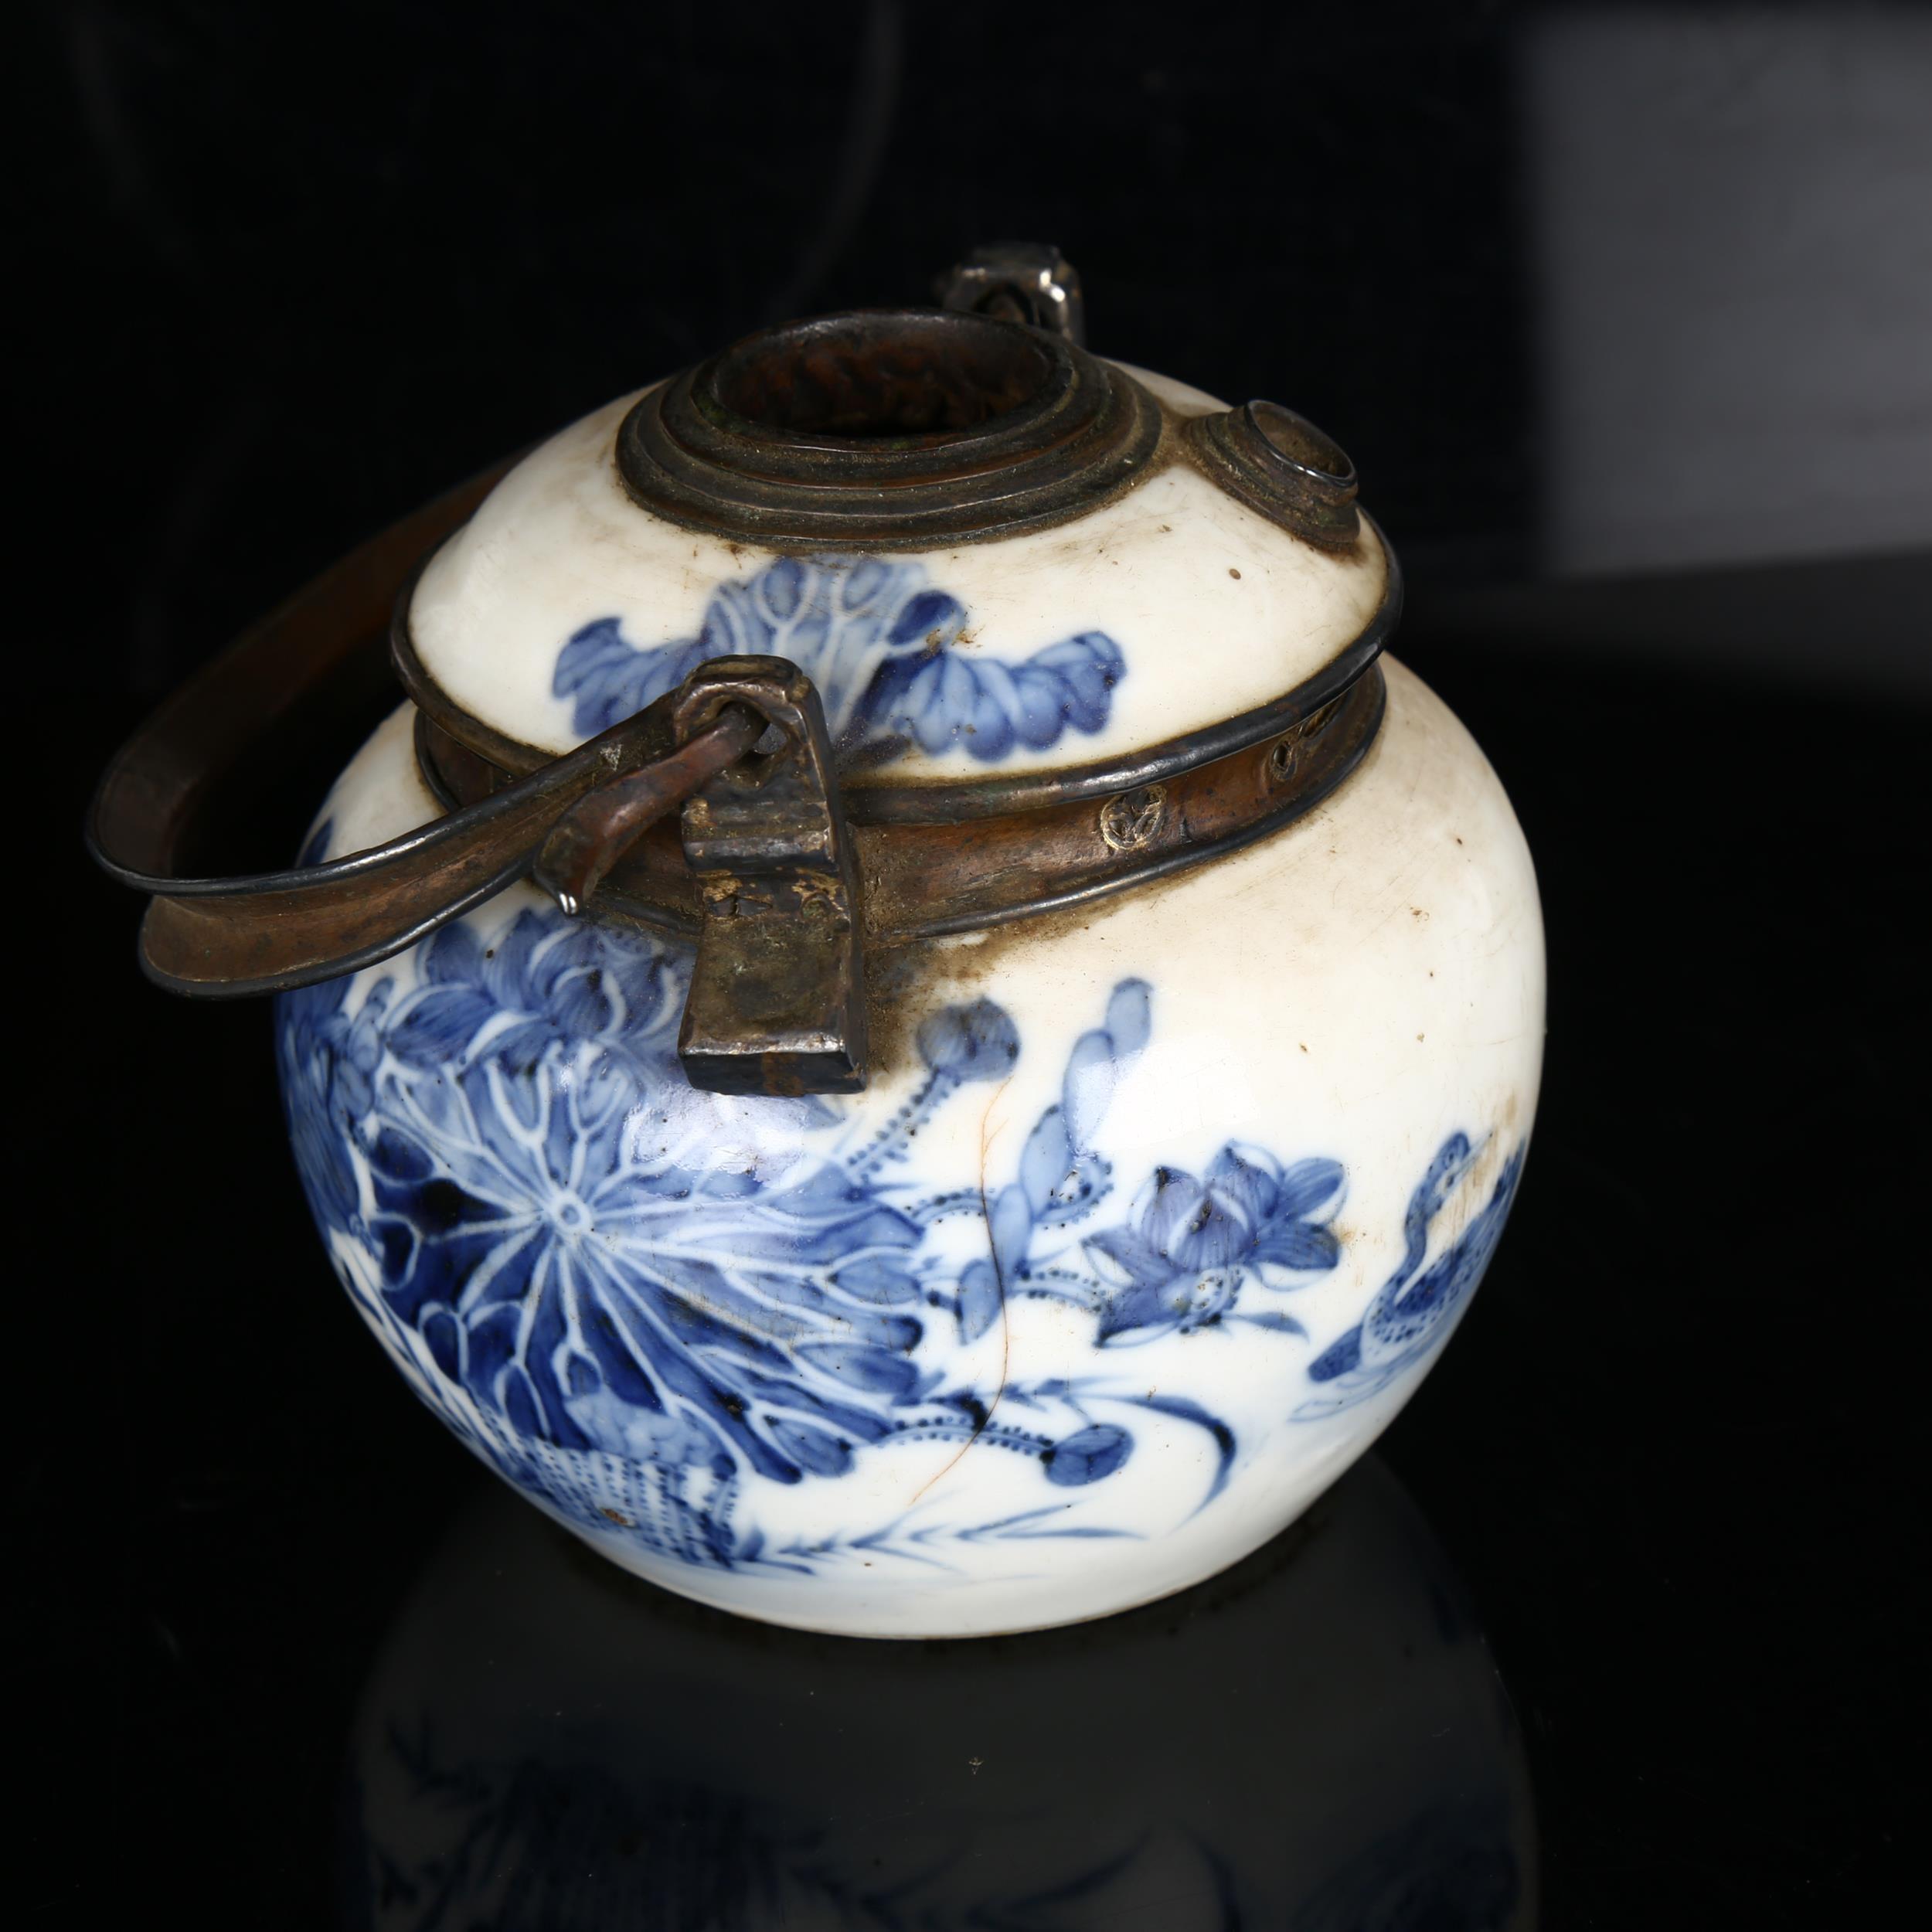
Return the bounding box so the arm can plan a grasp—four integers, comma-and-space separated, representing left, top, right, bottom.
131, 699, 757, 999
84, 463, 509, 994
668, 656, 869, 1097
82, 459, 773, 1002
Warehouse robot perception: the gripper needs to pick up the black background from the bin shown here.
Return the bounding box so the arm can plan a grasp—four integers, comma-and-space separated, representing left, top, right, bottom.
22, 2, 1928, 1924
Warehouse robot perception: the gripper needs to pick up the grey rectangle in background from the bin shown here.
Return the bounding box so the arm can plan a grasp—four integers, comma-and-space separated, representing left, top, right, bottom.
1519, 5, 1932, 579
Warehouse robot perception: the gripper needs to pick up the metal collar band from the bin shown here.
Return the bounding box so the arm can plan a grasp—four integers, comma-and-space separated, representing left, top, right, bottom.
413, 662, 1386, 947
90, 475, 1390, 985
390, 532, 1400, 827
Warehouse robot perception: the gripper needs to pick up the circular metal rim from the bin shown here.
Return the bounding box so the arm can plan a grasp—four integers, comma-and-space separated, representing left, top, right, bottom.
691, 309, 1081, 471
614, 309, 1167, 550
1182, 402, 1363, 553
390, 515, 1400, 828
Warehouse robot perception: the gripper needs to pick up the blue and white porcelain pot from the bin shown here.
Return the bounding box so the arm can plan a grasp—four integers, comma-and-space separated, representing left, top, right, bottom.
91, 252, 1543, 1638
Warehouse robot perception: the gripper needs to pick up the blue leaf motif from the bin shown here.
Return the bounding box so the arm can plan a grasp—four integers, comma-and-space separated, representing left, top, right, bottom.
1019, 1107, 1077, 1216
956, 1261, 1004, 1344
1022, 631, 1124, 733
554, 618, 709, 736
833, 1257, 922, 1305
885, 587, 968, 651
766, 1418, 854, 1478
1043, 1424, 1132, 1487
551, 556, 1125, 765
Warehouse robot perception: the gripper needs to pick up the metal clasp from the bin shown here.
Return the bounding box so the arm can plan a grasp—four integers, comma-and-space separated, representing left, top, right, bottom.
669, 657, 867, 1097
535, 655, 868, 1098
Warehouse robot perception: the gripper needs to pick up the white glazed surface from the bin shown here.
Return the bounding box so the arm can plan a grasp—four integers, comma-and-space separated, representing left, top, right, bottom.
407, 364, 1387, 775
277, 657, 1543, 1638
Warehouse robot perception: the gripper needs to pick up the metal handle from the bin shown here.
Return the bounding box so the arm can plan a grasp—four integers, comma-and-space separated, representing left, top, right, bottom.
86, 505, 869, 1095
100, 681, 753, 994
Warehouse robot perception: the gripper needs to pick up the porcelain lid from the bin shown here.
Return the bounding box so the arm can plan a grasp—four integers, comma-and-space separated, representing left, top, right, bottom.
402, 311, 1394, 798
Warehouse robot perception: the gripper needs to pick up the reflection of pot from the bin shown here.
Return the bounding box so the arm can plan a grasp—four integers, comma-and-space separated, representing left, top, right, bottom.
345, 1456, 1536, 1930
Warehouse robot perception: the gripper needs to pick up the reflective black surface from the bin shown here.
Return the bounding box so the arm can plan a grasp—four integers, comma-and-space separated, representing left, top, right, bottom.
343, 1459, 1532, 1929
26, 4, 1927, 1923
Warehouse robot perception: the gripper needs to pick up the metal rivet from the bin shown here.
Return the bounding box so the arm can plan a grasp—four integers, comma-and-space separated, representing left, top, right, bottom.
1099, 784, 1168, 852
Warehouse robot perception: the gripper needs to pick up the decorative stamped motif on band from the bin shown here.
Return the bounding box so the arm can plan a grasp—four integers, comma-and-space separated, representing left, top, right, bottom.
1264, 696, 1347, 790
554, 556, 1125, 770
1099, 784, 1167, 852
277, 859, 1520, 1578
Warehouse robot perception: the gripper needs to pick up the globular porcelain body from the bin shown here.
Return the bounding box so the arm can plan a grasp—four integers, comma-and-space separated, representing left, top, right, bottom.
275, 348, 1543, 1639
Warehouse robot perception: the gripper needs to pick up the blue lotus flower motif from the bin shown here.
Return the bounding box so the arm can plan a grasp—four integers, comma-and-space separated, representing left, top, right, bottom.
306, 909, 911, 1492
1084, 1143, 1345, 1342
553, 554, 1125, 767
281, 906, 1184, 1555
364, 1026, 933, 1485
384, 909, 683, 1080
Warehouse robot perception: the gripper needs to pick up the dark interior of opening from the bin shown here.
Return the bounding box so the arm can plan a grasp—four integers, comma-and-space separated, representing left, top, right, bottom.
1248, 401, 1354, 485
709, 312, 1058, 440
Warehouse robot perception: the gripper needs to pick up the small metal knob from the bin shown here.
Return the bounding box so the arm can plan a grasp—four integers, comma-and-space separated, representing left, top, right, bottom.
937, 241, 1087, 345
1184, 400, 1361, 550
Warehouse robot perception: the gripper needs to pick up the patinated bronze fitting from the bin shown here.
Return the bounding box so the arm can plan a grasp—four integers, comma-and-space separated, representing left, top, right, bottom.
415, 662, 1385, 947
617, 306, 1368, 559
1183, 400, 1362, 552
668, 658, 869, 1097
88, 294, 1393, 1096
616, 308, 1165, 550
90, 462, 1387, 1063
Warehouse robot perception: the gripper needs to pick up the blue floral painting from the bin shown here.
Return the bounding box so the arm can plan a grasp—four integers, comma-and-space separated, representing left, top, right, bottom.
553, 554, 1125, 765
1293, 1135, 1526, 1420
278, 860, 1519, 1577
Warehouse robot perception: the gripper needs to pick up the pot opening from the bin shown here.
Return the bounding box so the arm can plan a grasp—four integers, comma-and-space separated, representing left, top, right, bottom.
707, 311, 1059, 440
1247, 401, 1354, 486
